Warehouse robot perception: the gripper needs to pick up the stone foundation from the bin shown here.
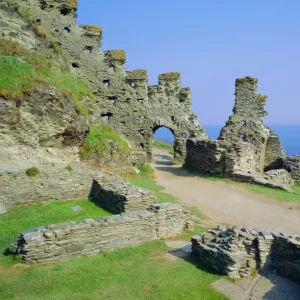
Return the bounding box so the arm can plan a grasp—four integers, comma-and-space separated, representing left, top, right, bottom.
0, 164, 155, 213
11, 203, 193, 264
191, 226, 300, 284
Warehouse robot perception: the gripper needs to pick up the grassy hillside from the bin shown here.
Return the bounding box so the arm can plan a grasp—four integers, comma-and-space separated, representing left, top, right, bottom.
0, 39, 94, 116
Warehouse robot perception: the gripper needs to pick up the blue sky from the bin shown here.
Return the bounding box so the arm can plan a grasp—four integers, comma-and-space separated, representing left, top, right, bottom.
77, 0, 300, 125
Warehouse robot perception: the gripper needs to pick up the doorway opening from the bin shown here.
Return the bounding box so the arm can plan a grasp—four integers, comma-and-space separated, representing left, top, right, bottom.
152, 127, 174, 165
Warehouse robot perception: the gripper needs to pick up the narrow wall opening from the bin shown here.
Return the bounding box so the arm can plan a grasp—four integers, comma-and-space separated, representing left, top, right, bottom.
152, 127, 174, 165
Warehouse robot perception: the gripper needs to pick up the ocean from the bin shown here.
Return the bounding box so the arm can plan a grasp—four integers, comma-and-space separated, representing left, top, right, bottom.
154, 124, 300, 156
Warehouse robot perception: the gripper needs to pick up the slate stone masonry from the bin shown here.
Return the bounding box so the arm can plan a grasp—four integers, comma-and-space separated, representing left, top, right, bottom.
185, 77, 294, 190
191, 226, 300, 284
11, 203, 193, 264
0, 165, 156, 213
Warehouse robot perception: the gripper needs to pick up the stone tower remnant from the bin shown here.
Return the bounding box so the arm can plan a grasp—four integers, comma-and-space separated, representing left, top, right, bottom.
185, 77, 295, 190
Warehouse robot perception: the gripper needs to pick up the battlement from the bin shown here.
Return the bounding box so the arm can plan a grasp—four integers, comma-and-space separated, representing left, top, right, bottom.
36, 0, 78, 12
235, 76, 258, 90
80, 25, 102, 35
159, 72, 180, 81
126, 69, 148, 81
104, 50, 126, 65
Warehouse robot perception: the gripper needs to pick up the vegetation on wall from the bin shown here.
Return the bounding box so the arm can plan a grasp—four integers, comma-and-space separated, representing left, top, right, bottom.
80, 125, 131, 160
0, 39, 94, 116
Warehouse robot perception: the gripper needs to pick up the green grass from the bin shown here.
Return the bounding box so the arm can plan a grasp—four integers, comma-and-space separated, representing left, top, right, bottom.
0, 174, 226, 299
0, 240, 227, 300
246, 183, 300, 202
137, 164, 155, 176
80, 125, 131, 159
184, 167, 300, 203
130, 173, 177, 205
0, 39, 94, 116
0, 200, 111, 266
153, 138, 174, 155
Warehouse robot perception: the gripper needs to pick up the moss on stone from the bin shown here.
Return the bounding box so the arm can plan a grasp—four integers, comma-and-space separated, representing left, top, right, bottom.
236, 76, 257, 86
105, 50, 126, 63
126, 69, 147, 80
26, 167, 40, 177
257, 94, 267, 102
80, 25, 102, 33
66, 0, 78, 9
159, 72, 180, 80
34, 25, 47, 38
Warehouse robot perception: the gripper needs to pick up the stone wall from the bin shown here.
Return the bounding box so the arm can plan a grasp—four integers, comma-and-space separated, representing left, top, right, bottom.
185, 77, 291, 190
0, 164, 155, 213
191, 226, 300, 284
184, 139, 227, 174
265, 156, 300, 184
1, 0, 207, 164
264, 132, 286, 168
11, 203, 192, 264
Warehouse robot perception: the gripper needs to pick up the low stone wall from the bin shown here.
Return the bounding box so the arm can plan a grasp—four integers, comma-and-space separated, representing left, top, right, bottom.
191, 226, 300, 284
11, 203, 193, 264
0, 164, 155, 213
231, 169, 294, 191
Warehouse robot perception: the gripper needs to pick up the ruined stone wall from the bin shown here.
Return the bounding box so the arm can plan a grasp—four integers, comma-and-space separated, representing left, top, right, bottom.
184, 139, 227, 173
7, 0, 206, 163
11, 203, 192, 264
218, 77, 273, 172
265, 156, 300, 184
191, 226, 300, 284
185, 76, 290, 189
264, 131, 286, 169
0, 164, 155, 212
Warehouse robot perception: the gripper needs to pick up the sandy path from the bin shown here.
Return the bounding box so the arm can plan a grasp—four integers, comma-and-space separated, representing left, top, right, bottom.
153, 148, 300, 235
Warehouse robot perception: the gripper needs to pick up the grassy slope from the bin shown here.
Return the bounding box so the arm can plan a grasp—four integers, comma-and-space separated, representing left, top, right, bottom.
80, 125, 130, 160
185, 167, 300, 203
0, 175, 226, 299
0, 39, 94, 116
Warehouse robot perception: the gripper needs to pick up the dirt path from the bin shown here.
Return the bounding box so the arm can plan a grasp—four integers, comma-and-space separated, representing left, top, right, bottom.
153, 148, 300, 235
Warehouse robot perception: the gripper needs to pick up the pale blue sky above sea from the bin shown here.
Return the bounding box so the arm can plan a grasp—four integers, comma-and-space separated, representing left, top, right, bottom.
77, 0, 300, 125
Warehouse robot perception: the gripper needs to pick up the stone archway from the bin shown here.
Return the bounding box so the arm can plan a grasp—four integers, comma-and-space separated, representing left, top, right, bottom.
149, 125, 187, 164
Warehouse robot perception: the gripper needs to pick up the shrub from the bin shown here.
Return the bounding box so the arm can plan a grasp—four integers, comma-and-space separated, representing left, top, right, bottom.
26, 167, 40, 177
